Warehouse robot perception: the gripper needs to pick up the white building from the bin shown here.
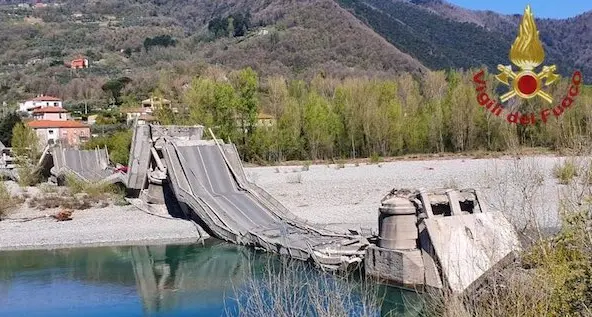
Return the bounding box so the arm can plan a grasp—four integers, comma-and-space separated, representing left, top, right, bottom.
19, 95, 63, 114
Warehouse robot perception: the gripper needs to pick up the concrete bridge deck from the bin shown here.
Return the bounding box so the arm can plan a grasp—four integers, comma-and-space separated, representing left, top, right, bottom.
162, 139, 368, 270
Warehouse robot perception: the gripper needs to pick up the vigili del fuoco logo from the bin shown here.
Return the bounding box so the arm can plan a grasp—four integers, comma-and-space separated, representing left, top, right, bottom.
472, 5, 583, 125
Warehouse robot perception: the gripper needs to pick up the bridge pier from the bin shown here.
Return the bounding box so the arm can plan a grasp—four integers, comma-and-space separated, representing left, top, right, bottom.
366, 188, 521, 295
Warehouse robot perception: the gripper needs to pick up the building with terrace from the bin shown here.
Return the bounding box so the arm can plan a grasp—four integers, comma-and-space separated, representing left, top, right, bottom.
19, 95, 63, 114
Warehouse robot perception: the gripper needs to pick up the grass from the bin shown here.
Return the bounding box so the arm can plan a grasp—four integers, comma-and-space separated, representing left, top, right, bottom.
425, 156, 592, 316
65, 174, 119, 198
0, 181, 22, 219
28, 194, 92, 211
369, 153, 382, 164
29, 175, 127, 210
554, 159, 578, 185
43, 174, 128, 210
229, 258, 389, 317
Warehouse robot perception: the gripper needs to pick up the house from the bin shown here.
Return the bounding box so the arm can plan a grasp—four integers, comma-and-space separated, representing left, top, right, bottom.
120, 107, 157, 125
142, 97, 171, 109
87, 114, 98, 125
234, 113, 276, 133
70, 58, 89, 69
32, 106, 70, 121
19, 95, 63, 114
256, 113, 276, 128
120, 96, 172, 125
27, 107, 90, 147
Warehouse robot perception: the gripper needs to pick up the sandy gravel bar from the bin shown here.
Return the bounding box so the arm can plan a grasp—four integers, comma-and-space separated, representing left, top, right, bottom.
0, 155, 576, 251
248, 156, 573, 233
0, 200, 202, 251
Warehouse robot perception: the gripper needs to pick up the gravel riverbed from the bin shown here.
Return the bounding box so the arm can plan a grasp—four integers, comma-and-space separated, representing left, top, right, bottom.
249, 155, 572, 233
0, 155, 575, 251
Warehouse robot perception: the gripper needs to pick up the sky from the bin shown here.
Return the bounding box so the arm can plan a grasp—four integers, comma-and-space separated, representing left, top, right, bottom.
446, 0, 592, 19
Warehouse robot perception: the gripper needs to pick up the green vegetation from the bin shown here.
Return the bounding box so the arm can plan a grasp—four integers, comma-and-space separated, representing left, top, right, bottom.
143, 35, 176, 51
83, 130, 132, 166
0, 112, 22, 146
161, 67, 592, 163
427, 158, 592, 317
65, 174, 120, 198
554, 160, 578, 184
450, 210, 592, 317
11, 122, 39, 160
337, 0, 512, 72
207, 12, 251, 38
0, 181, 21, 219
11, 122, 41, 186
0, 0, 590, 110
101, 77, 132, 105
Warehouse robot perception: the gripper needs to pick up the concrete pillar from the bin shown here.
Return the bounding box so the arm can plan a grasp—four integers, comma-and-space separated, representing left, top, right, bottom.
378, 197, 418, 250
445, 189, 462, 216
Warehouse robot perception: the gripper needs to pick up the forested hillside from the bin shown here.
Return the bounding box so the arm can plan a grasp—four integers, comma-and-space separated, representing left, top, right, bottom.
0, 0, 425, 106
1, 0, 592, 162
415, 0, 592, 77
336, 0, 512, 71
336, 0, 592, 78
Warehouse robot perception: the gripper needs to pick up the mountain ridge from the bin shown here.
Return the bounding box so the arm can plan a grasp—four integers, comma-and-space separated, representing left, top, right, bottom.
0, 0, 591, 103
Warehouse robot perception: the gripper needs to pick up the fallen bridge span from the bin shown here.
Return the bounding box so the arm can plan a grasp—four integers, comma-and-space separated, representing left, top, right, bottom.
125, 124, 369, 270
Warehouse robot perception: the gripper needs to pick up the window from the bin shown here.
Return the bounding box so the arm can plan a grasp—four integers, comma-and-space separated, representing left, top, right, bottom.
54, 102, 58, 107
48, 130, 54, 135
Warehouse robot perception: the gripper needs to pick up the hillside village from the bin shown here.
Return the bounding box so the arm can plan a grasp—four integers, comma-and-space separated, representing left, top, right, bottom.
10, 93, 277, 151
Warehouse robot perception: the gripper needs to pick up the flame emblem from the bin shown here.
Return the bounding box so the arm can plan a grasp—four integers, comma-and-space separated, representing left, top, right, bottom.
495, 5, 560, 103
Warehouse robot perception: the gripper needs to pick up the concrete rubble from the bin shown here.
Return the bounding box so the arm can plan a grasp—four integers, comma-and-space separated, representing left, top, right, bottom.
365, 188, 522, 294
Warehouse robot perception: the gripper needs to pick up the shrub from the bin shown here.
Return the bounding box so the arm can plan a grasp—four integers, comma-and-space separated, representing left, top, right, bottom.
11, 122, 39, 160
229, 258, 385, 317
0, 181, 19, 219
370, 152, 382, 164
286, 172, 302, 184
17, 165, 41, 187
302, 161, 311, 171
65, 174, 123, 206
554, 160, 578, 185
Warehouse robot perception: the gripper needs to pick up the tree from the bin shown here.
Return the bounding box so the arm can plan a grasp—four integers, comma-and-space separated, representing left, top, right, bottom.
233, 67, 259, 158
184, 77, 238, 142
0, 112, 22, 147
11, 122, 39, 161
101, 77, 132, 105
302, 91, 341, 159
83, 130, 132, 166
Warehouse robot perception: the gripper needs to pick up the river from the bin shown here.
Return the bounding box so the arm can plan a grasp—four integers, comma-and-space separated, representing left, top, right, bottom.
0, 241, 423, 316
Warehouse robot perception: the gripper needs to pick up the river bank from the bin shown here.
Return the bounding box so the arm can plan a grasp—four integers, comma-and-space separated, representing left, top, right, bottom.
0, 155, 572, 251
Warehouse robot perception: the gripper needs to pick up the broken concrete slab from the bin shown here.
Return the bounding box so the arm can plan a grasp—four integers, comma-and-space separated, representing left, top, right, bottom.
422, 211, 522, 294
368, 188, 522, 295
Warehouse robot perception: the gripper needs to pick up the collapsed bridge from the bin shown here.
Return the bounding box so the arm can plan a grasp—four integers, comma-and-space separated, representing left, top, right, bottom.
24, 124, 523, 293
46, 124, 368, 270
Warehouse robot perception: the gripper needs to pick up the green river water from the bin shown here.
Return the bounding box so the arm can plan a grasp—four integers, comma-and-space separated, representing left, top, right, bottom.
0, 241, 423, 316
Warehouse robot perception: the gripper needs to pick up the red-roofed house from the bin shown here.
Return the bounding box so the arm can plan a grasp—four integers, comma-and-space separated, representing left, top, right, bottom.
70, 58, 89, 69
32, 107, 70, 121
19, 95, 63, 113
27, 106, 90, 147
